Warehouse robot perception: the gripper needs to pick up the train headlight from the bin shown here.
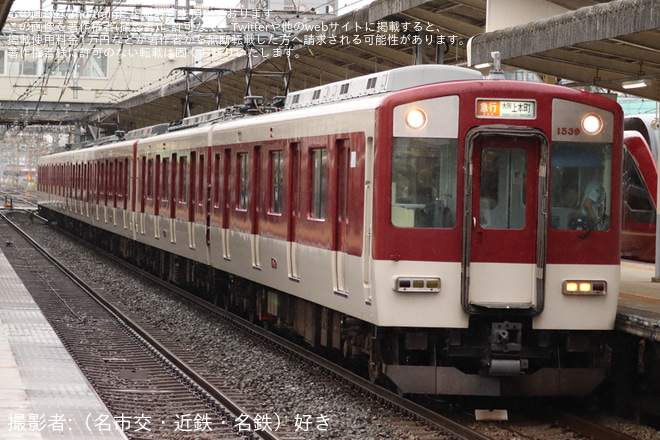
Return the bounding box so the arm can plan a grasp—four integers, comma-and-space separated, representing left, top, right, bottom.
562, 280, 607, 296
581, 113, 603, 135
395, 277, 440, 293
405, 108, 427, 130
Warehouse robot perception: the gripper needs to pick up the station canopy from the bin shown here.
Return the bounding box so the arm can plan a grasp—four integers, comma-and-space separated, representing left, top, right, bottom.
2, 0, 660, 132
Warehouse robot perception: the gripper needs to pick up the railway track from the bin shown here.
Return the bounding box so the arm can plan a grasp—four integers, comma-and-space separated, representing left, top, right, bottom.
3, 209, 653, 440
0, 212, 290, 440
2, 210, 497, 440
0, 186, 38, 210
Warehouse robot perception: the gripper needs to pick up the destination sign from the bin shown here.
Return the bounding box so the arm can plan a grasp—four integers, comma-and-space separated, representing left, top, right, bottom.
476, 99, 536, 119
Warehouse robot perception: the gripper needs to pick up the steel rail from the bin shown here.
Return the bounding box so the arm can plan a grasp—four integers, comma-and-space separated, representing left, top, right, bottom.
60, 222, 495, 440
1, 212, 284, 440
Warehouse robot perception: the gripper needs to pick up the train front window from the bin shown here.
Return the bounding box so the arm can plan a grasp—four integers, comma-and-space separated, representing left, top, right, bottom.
391, 137, 457, 228
550, 142, 612, 230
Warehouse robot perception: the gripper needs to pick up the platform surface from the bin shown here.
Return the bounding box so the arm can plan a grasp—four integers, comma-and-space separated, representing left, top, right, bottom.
0, 248, 127, 439
620, 261, 660, 313
618, 260, 660, 340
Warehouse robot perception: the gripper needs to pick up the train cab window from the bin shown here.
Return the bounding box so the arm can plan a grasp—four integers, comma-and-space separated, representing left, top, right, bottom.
269, 151, 284, 214
391, 137, 457, 228
623, 149, 656, 224
237, 153, 249, 210
550, 142, 612, 230
310, 148, 328, 219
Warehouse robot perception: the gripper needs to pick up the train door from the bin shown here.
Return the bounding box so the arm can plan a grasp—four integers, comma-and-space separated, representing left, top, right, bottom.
110, 159, 117, 225
170, 154, 177, 243
189, 151, 197, 249
139, 157, 146, 234
251, 146, 262, 268
154, 156, 161, 237
222, 149, 231, 259
102, 160, 108, 223
333, 139, 350, 294
94, 161, 100, 220
83, 163, 89, 218
287, 143, 300, 280
463, 129, 547, 313
196, 151, 210, 247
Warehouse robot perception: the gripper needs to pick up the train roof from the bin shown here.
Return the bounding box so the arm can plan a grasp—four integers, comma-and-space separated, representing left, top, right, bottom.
283, 64, 483, 110
623, 114, 660, 163
69, 65, 483, 150
624, 114, 659, 164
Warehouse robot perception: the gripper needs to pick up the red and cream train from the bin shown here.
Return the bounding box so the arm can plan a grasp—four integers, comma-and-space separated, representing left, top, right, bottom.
621, 115, 658, 263
38, 64, 623, 396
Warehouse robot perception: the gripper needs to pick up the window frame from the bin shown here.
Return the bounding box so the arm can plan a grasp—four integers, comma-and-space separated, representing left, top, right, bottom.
309, 148, 328, 220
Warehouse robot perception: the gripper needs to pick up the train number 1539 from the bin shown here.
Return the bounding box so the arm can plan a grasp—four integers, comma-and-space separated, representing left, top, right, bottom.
557, 127, 581, 135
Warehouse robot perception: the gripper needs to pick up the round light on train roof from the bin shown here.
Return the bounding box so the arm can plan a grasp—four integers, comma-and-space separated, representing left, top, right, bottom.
581, 113, 603, 135
405, 108, 427, 130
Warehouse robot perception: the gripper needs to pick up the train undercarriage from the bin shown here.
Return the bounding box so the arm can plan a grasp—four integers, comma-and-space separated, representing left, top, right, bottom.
41, 207, 612, 397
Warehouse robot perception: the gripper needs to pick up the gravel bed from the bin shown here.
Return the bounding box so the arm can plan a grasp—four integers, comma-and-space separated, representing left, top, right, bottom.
21, 215, 449, 440
17, 213, 660, 440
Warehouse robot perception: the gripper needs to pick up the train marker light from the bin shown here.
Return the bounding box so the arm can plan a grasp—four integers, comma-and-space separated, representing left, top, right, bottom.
405, 108, 427, 130
395, 277, 441, 293
562, 280, 607, 296
581, 113, 603, 135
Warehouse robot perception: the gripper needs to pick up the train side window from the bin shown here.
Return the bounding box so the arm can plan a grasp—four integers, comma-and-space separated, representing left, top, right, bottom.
391, 137, 457, 228
179, 156, 188, 204
338, 141, 350, 222
171, 154, 178, 206
108, 160, 114, 197
117, 160, 123, 200
549, 142, 612, 230
237, 153, 249, 210
269, 150, 283, 214
147, 159, 154, 199
124, 158, 131, 206
623, 149, 655, 224
100, 162, 106, 196
82, 164, 87, 201
198, 154, 205, 207
162, 158, 170, 201
213, 153, 221, 208
310, 148, 327, 220
75, 164, 80, 199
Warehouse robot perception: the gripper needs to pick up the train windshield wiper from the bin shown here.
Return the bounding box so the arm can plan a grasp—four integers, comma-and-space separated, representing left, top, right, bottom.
579, 215, 608, 239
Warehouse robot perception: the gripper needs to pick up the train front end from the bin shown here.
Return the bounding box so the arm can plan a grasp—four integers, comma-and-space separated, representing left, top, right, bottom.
371, 77, 623, 396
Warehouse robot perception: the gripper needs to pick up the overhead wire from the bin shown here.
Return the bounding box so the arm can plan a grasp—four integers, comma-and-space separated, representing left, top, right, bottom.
4, 0, 355, 126
5, 2, 120, 122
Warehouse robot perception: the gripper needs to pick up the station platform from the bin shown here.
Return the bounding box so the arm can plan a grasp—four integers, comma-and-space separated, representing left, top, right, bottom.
618, 260, 660, 341
0, 249, 127, 439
